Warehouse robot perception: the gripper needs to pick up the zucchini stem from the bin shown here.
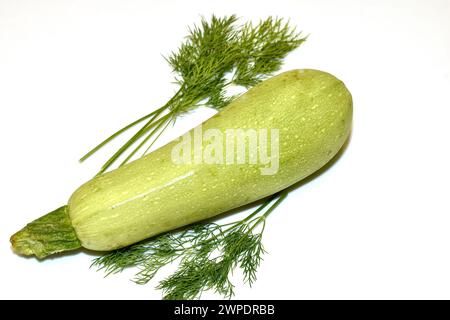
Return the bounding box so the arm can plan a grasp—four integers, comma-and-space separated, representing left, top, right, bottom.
10, 206, 81, 259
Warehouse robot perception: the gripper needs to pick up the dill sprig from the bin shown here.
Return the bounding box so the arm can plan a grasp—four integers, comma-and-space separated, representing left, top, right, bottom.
80, 15, 305, 175
92, 191, 287, 299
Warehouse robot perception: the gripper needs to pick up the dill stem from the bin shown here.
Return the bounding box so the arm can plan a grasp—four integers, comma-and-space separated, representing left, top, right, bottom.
95, 89, 183, 174
119, 112, 174, 166
79, 107, 165, 163
81, 88, 182, 174
219, 195, 275, 230
248, 190, 288, 233
95, 110, 164, 175
262, 191, 288, 218
143, 116, 173, 155
222, 191, 284, 231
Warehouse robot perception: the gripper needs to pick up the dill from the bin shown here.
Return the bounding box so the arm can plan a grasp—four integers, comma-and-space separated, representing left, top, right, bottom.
88, 15, 304, 299
80, 15, 305, 174
92, 191, 287, 300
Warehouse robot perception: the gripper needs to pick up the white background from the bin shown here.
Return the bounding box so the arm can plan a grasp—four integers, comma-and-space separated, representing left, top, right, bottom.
1, 0, 449, 299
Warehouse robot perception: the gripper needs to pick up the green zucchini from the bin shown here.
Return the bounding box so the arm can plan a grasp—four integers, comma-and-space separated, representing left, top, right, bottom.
11, 69, 352, 258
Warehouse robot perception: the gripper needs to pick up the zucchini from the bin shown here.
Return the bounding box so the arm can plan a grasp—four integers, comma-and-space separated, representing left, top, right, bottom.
11, 69, 352, 258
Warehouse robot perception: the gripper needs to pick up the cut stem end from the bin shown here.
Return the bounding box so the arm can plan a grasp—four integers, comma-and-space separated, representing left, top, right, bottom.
10, 205, 81, 259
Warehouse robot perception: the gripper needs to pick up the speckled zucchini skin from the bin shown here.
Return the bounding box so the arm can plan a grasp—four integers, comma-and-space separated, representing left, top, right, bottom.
68, 69, 352, 251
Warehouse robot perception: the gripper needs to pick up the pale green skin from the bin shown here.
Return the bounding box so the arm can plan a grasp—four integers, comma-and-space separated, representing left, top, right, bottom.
68, 69, 352, 251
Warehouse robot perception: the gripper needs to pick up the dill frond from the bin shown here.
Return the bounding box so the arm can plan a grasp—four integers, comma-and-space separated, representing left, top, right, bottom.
92, 191, 287, 300
80, 15, 305, 174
